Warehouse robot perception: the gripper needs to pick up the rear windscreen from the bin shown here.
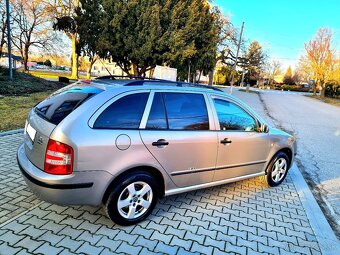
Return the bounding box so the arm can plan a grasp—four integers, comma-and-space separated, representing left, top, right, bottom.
34, 83, 104, 125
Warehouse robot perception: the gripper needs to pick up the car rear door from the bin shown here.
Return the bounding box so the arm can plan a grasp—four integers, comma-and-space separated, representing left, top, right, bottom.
139, 91, 218, 187
209, 95, 270, 181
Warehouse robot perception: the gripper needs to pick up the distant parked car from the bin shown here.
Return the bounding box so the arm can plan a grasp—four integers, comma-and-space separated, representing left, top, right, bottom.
17, 79, 297, 225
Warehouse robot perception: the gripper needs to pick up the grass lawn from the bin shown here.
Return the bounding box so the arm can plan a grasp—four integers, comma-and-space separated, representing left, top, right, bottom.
29, 70, 87, 80
0, 91, 53, 132
0, 67, 66, 132
0, 67, 65, 96
305, 95, 340, 106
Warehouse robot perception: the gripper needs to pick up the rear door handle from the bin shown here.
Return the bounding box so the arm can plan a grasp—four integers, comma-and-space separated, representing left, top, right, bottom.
152, 139, 169, 146
221, 138, 232, 144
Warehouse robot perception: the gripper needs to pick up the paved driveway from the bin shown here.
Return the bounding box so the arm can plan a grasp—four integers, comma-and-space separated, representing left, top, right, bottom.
253, 91, 340, 238
0, 132, 327, 255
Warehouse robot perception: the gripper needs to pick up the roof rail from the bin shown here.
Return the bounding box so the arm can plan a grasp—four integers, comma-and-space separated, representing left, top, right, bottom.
95, 75, 223, 92
124, 80, 223, 92
96, 75, 161, 80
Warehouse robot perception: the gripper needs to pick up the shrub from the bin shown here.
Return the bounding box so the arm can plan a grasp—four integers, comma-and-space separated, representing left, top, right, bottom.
279, 85, 310, 92
325, 84, 340, 98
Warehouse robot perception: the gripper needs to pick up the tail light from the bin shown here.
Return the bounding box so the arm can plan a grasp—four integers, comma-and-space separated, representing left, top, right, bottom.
44, 139, 74, 175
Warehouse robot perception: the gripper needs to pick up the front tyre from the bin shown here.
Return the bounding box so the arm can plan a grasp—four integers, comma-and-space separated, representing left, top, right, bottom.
104, 171, 158, 225
266, 152, 289, 187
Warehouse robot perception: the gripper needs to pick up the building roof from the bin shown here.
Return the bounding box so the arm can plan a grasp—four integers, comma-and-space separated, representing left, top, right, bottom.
1, 52, 23, 61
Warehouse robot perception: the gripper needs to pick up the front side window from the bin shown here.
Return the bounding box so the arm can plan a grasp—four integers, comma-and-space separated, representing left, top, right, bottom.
94, 93, 149, 129
214, 99, 257, 131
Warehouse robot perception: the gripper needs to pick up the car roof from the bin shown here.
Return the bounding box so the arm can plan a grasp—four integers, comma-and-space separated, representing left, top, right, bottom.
90, 78, 224, 93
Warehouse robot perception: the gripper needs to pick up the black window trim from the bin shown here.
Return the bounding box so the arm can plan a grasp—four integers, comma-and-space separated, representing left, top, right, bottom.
144, 91, 211, 131
211, 95, 261, 133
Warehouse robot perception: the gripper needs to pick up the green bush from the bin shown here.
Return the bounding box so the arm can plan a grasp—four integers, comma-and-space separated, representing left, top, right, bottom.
278, 85, 309, 92
325, 84, 340, 98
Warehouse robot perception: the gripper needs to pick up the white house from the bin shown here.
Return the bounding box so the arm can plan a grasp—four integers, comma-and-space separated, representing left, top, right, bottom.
91, 61, 125, 77
0, 53, 22, 69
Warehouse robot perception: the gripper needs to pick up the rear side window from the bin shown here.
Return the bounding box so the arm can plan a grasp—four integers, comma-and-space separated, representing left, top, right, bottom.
94, 93, 149, 129
35, 84, 104, 125
146, 92, 209, 130
146, 93, 167, 130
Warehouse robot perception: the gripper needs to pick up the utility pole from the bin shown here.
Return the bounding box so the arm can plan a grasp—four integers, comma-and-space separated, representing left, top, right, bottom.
230, 21, 244, 94
5, 0, 13, 80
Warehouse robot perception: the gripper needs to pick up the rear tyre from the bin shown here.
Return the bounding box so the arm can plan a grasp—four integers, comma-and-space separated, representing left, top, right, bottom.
266, 152, 289, 187
104, 171, 158, 225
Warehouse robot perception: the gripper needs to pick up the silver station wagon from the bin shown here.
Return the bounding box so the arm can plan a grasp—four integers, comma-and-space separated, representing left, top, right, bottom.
17, 79, 297, 225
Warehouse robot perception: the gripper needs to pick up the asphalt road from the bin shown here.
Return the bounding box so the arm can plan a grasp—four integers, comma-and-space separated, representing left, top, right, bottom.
249, 90, 340, 238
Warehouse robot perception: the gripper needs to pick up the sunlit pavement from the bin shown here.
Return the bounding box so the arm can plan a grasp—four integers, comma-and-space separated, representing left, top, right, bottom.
231, 87, 340, 242
0, 89, 339, 254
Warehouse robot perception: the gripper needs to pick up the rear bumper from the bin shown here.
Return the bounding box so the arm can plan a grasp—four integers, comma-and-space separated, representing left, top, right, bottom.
17, 144, 113, 206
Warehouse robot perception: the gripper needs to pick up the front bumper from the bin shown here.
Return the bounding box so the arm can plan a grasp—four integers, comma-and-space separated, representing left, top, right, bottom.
17, 144, 113, 206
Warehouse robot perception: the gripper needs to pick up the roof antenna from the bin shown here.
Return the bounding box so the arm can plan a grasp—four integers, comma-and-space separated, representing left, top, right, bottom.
99, 59, 113, 78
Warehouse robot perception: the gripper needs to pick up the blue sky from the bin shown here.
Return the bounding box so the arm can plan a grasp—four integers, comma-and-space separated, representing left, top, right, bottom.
215, 0, 340, 70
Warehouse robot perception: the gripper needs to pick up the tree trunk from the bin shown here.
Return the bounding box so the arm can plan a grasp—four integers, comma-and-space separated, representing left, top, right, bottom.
0, 24, 6, 59
86, 58, 97, 79
208, 70, 214, 86
23, 45, 29, 71
198, 70, 202, 83
71, 34, 78, 79
132, 63, 139, 77
313, 81, 317, 96
140, 66, 147, 78
86, 65, 92, 79
149, 68, 155, 79
320, 83, 325, 98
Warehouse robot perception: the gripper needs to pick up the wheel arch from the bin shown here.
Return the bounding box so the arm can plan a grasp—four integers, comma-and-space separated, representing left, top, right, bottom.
266, 147, 293, 174
102, 166, 165, 204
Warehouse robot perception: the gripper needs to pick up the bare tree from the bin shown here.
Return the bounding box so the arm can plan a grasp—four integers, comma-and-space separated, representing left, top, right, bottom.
50, 0, 79, 79
304, 28, 337, 97
208, 6, 238, 85
11, 0, 54, 70
0, 0, 7, 58
266, 60, 282, 85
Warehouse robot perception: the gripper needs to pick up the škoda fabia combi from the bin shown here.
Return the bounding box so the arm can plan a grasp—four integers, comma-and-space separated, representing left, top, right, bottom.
17, 78, 296, 225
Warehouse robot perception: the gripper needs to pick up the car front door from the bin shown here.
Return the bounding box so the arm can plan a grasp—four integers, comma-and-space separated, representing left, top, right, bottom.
139, 91, 218, 187
210, 95, 270, 182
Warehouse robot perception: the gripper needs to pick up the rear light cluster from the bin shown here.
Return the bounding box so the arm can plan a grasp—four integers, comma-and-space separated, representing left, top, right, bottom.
44, 139, 74, 175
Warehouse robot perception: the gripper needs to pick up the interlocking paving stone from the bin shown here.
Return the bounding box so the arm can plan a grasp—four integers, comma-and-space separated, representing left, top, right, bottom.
0, 133, 323, 254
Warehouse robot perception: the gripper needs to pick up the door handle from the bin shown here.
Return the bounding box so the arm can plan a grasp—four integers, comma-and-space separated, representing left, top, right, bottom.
221, 138, 232, 144
152, 139, 169, 146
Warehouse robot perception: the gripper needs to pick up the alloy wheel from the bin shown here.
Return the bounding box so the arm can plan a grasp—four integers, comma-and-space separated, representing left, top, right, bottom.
117, 181, 153, 219
271, 158, 287, 183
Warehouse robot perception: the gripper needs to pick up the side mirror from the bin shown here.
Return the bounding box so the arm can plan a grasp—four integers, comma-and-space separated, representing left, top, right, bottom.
260, 123, 269, 133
